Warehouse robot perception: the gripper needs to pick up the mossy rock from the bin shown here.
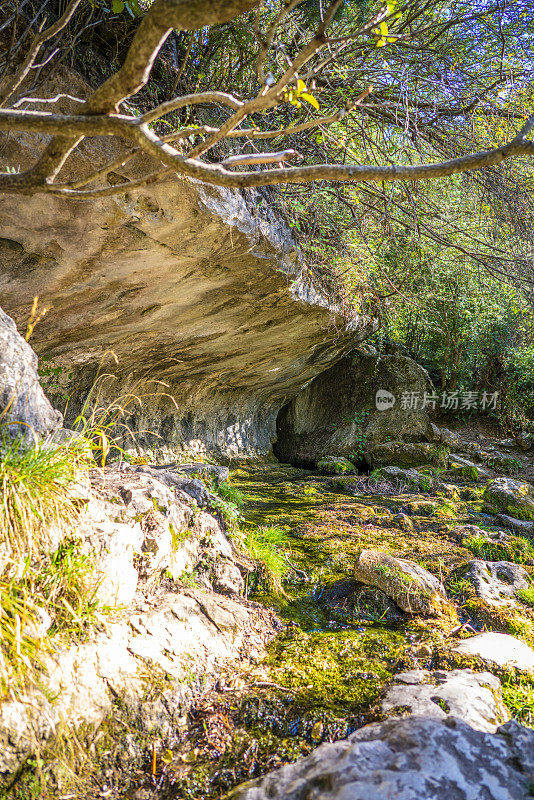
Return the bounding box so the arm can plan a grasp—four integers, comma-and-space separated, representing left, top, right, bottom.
483, 477, 534, 521
365, 442, 448, 470
448, 462, 479, 481
372, 466, 433, 492
317, 456, 356, 476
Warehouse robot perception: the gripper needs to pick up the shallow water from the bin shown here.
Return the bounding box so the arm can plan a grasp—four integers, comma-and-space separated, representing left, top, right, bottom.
152, 463, 422, 798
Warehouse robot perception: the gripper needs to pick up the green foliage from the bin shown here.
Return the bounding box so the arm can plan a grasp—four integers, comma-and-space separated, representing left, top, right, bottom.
0, 541, 108, 697
244, 525, 293, 594
502, 676, 534, 728
517, 586, 534, 609
0, 433, 87, 564
207, 479, 244, 530
464, 533, 534, 564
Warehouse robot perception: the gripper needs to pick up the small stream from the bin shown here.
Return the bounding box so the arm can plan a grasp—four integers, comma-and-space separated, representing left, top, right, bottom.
158, 462, 434, 798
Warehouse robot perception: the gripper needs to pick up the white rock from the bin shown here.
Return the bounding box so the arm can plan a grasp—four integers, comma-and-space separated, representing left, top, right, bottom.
381, 669, 509, 732
232, 717, 534, 800
453, 632, 534, 672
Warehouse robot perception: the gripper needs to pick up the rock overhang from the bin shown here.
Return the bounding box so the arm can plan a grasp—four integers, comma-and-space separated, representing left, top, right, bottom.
0, 122, 375, 457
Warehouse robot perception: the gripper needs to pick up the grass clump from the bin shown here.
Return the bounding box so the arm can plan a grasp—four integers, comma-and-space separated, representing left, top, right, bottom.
0, 434, 87, 565
502, 675, 534, 727
0, 541, 108, 696
244, 525, 292, 593
464, 533, 534, 564
517, 586, 534, 608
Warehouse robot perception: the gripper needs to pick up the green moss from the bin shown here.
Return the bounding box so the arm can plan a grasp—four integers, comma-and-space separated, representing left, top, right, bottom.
317, 457, 356, 476
265, 628, 408, 713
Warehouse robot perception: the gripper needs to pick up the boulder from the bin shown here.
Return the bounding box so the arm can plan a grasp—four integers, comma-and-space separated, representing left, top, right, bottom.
497, 515, 534, 535
484, 478, 534, 521
380, 669, 509, 732
452, 560, 530, 608
231, 716, 534, 800
365, 441, 447, 470
273, 351, 432, 467
452, 632, 534, 673
0, 306, 62, 446
447, 456, 485, 481
353, 549, 451, 616
317, 456, 356, 475
372, 466, 433, 492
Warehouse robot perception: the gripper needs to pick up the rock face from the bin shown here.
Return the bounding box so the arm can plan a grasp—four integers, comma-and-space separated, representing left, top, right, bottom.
484, 478, 534, 521
0, 307, 62, 445
353, 549, 451, 616
0, 100, 373, 459
273, 350, 431, 466
231, 716, 534, 800
380, 669, 509, 732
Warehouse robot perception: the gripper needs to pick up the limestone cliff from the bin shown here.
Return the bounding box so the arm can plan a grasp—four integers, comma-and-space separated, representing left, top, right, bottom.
0, 108, 373, 458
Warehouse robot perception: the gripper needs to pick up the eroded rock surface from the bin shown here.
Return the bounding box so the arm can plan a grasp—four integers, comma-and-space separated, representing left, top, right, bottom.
0, 100, 373, 459
484, 478, 534, 521
231, 717, 534, 800
273, 350, 431, 466
454, 560, 530, 608
0, 465, 274, 775
453, 632, 534, 673
381, 669, 509, 732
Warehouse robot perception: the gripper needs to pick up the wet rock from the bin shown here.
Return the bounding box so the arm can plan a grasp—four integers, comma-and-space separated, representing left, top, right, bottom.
0, 306, 63, 446
453, 560, 530, 608
381, 669, 509, 732
484, 477, 534, 521
452, 632, 534, 673
365, 441, 447, 470
231, 716, 534, 800
317, 456, 356, 475
353, 549, 451, 616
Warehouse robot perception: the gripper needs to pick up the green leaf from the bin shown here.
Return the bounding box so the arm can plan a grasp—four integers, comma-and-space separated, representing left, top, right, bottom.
300, 91, 320, 110
111, 0, 125, 12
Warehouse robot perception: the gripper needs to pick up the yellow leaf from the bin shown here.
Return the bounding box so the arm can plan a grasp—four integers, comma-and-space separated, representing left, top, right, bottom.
300, 91, 320, 110
297, 78, 306, 94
